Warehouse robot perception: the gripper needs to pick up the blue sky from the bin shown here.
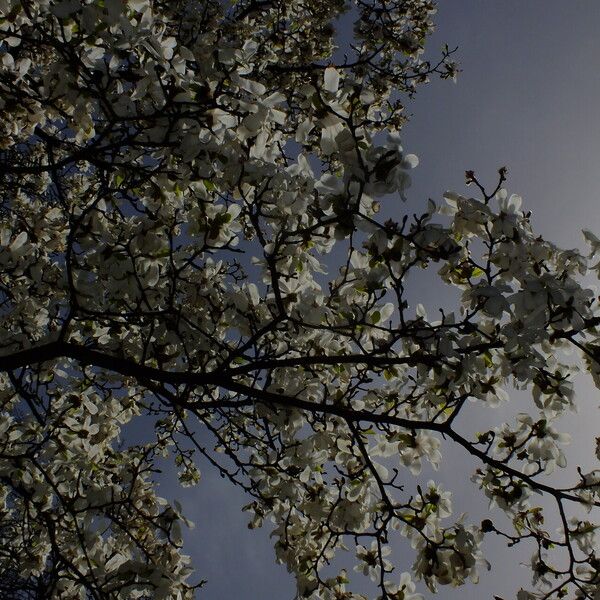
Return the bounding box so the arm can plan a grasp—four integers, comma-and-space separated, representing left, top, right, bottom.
161, 3, 600, 598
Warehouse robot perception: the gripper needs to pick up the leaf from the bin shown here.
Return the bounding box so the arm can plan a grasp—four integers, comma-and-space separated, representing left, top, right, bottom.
383, 368, 397, 381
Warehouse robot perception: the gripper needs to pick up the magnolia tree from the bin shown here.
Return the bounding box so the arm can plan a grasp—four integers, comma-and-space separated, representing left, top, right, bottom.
0, 0, 598, 599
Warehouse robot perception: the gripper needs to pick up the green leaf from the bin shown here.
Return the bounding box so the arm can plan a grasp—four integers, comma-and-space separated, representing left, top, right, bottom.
383, 368, 397, 381
483, 351, 493, 368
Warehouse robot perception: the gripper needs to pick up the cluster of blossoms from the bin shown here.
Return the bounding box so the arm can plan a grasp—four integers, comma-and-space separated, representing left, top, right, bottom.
0, 370, 196, 598
0, 0, 598, 599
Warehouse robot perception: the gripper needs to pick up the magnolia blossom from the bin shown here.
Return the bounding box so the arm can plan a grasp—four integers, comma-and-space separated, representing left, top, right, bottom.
0, 0, 597, 599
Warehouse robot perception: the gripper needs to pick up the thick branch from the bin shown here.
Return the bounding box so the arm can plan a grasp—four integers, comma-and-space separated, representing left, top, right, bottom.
2, 341, 596, 509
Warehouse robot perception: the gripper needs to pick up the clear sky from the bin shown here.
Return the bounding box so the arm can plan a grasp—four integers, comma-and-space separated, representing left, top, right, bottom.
160, 3, 600, 599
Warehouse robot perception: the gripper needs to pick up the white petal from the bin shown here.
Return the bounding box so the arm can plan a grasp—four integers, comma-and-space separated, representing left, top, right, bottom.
402, 153, 419, 169
9, 231, 27, 251
323, 67, 340, 94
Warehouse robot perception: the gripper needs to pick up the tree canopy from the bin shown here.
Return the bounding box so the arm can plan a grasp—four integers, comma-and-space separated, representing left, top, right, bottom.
0, 0, 598, 598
